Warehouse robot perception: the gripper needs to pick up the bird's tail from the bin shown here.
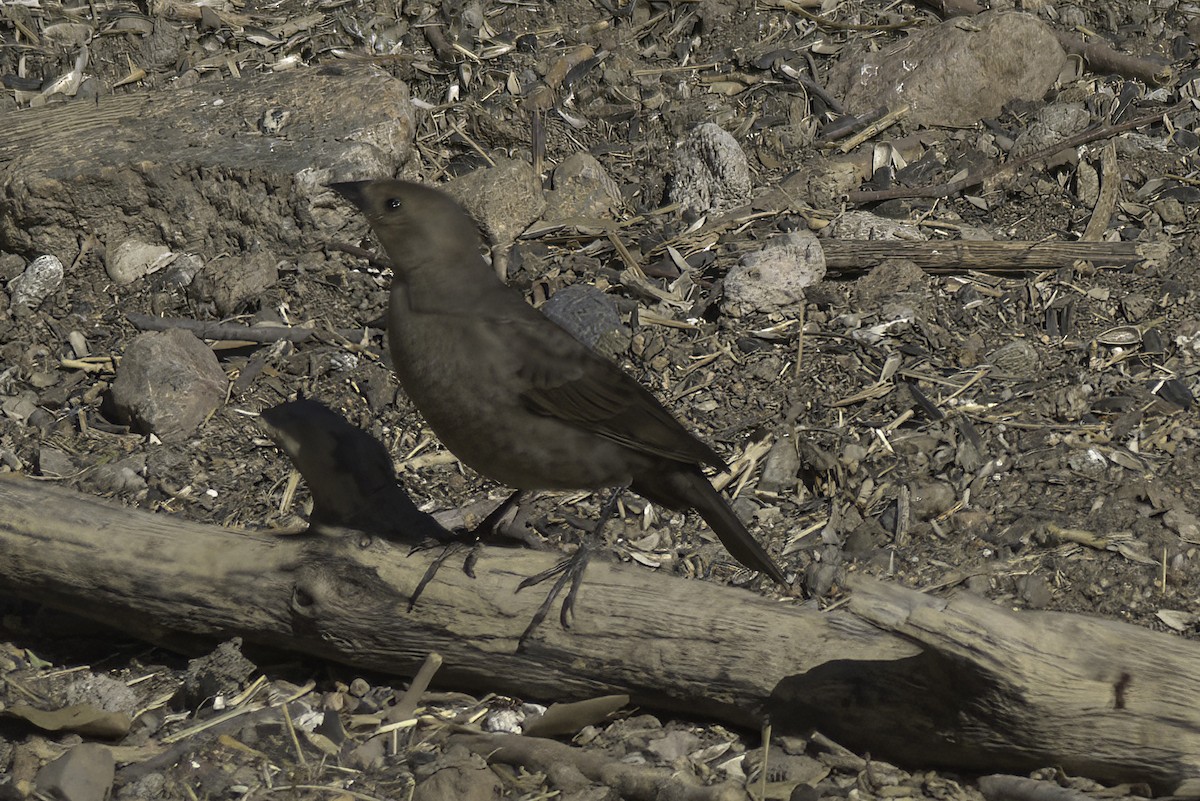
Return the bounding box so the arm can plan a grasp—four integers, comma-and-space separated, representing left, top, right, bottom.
633, 468, 788, 585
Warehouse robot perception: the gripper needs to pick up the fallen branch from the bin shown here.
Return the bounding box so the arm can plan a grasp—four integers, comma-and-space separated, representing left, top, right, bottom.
449, 730, 749, 801
4, 401, 1200, 791
127, 313, 315, 344
0, 476, 900, 729
1055, 31, 1174, 87
820, 238, 1166, 274
847, 102, 1187, 205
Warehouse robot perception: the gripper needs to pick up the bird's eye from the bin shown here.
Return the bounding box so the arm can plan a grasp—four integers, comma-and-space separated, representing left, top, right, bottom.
386, 198, 402, 210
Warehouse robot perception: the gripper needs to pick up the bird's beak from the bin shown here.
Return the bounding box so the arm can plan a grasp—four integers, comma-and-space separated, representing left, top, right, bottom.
327, 181, 369, 209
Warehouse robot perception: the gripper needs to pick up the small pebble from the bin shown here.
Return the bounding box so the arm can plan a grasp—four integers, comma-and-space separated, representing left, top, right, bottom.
8, 255, 64, 310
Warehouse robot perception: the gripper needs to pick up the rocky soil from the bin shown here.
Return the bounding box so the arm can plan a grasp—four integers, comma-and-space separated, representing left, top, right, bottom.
1, 0, 1199, 798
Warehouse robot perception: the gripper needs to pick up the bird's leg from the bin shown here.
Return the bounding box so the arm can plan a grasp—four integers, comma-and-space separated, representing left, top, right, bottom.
454, 488, 528, 579
407, 490, 526, 610
517, 545, 590, 650
473, 489, 526, 542
407, 534, 484, 609
408, 541, 469, 611
516, 486, 626, 649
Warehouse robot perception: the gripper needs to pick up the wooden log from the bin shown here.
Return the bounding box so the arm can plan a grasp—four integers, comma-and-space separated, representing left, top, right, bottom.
773, 575, 1200, 791
0, 476, 910, 727
1, 474, 1199, 791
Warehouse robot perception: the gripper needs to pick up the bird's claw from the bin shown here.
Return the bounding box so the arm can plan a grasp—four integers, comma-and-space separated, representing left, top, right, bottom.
516, 546, 592, 650
407, 538, 482, 611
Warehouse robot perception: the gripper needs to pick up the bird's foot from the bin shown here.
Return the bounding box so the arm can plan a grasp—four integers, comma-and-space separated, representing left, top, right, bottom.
514, 485, 626, 649
472, 489, 526, 541
406, 490, 530, 610
407, 534, 484, 611
516, 544, 592, 650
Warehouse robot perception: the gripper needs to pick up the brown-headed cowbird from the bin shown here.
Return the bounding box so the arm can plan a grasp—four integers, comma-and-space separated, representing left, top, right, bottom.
330, 179, 787, 635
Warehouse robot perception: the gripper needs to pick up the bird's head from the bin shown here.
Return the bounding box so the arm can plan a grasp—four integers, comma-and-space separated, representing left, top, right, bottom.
329, 179, 483, 272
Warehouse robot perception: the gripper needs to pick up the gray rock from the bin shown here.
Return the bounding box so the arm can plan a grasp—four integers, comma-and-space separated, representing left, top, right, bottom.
36, 446, 76, 478
188, 252, 278, 315
1155, 197, 1188, 226
909, 480, 956, 519
723, 230, 826, 317
545, 152, 623, 220
1016, 574, 1053, 608
63, 673, 141, 717
1011, 103, 1091, 158
541, 283, 627, 359
1066, 447, 1107, 477
115, 771, 165, 801
1122, 294, 1153, 323
828, 11, 1066, 127
965, 574, 992, 595
1, 391, 40, 423
87, 455, 149, 495
853, 259, 931, 309
1164, 508, 1200, 541
8, 254, 63, 310
68, 330, 90, 358
414, 764, 503, 801
108, 328, 227, 441
446, 158, 546, 253
35, 743, 115, 801
670, 123, 752, 214
105, 239, 175, 285
347, 735, 386, 770
758, 436, 800, 494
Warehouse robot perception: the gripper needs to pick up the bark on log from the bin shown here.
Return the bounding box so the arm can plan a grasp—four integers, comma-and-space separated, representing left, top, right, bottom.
2, 476, 1200, 792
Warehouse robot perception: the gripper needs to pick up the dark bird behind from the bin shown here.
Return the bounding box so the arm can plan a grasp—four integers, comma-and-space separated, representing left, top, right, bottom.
330, 179, 787, 599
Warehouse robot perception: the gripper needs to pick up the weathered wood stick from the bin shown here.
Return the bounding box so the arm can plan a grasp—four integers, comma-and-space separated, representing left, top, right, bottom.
1053, 31, 1174, 87
126, 313, 316, 343
821, 238, 1166, 273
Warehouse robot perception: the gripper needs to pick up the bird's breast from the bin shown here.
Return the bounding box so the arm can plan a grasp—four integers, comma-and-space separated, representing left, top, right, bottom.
387, 310, 638, 489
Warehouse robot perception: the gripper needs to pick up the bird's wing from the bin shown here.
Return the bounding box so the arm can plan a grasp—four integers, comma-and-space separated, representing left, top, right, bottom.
501, 318, 727, 470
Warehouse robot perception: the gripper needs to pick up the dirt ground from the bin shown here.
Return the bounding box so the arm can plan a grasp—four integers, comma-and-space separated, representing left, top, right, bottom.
1, 0, 1199, 797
